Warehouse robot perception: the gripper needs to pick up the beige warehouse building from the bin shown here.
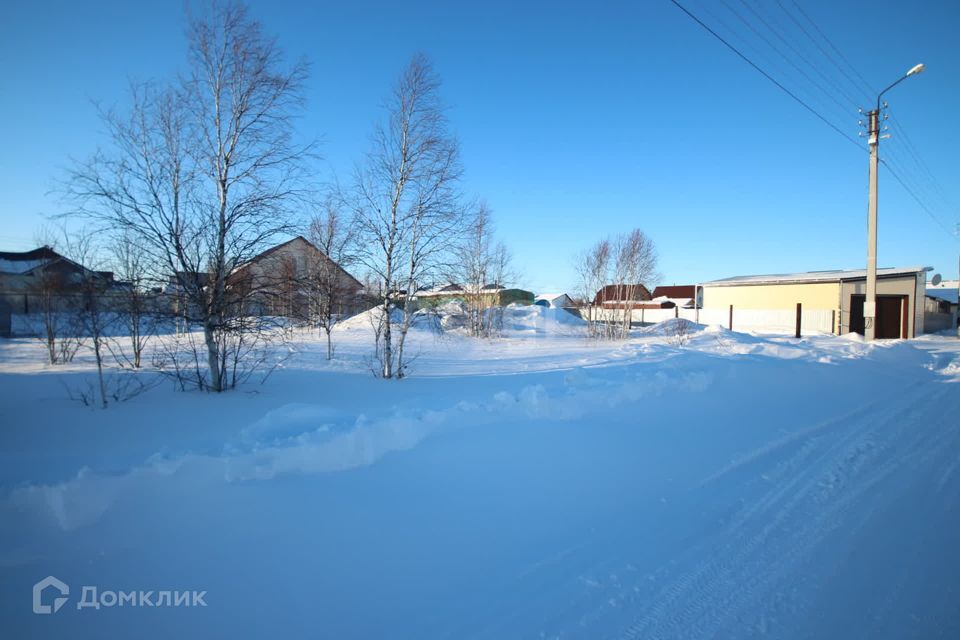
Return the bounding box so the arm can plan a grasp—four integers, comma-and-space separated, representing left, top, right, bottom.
699, 266, 929, 339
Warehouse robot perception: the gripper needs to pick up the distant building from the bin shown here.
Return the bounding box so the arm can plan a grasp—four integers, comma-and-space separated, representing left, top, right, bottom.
700, 266, 930, 338
228, 236, 364, 318
928, 279, 959, 290
0, 246, 121, 337
650, 285, 697, 309
924, 288, 958, 332
1, 247, 118, 308
592, 284, 652, 308
534, 293, 575, 309
412, 283, 534, 309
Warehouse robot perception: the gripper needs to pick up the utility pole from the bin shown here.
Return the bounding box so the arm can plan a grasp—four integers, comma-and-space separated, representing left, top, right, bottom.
865, 108, 880, 340
861, 63, 924, 340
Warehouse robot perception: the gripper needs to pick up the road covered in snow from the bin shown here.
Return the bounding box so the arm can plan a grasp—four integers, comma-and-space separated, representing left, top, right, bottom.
1, 312, 959, 639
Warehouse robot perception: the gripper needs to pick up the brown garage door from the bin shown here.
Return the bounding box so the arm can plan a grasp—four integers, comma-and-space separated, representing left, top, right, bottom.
849, 294, 908, 339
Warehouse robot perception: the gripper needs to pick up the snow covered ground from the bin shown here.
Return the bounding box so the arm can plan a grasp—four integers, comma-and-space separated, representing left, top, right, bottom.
1, 308, 959, 639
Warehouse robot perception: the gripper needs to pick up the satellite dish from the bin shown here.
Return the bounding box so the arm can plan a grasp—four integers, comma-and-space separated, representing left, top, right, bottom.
931, 273, 942, 286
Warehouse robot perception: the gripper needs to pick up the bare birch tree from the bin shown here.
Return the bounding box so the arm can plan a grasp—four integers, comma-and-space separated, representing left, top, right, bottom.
574, 238, 611, 338
58, 228, 113, 408
350, 54, 467, 378
109, 232, 157, 369
65, 1, 312, 391
574, 229, 658, 340
453, 202, 512, 337
307, 197, 357, 359
612, 229, 658, 339
30, 227, 84, 364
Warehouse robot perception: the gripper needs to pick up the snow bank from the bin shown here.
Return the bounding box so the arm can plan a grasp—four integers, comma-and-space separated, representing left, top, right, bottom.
335, 302, 586, 338
2, 363, 714, 530
497, 304, 585, 336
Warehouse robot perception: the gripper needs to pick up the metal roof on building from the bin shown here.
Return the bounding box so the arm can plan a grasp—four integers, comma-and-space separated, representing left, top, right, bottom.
703, 266, 930, 287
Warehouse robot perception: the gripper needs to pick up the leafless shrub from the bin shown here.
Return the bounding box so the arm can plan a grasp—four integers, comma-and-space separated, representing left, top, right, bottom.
574, 228, 659, 341
306, 197, 359, 359
108, 232, 161, 369
662, 317, 692, 348
61, 370, 160, 407
449, 202, 513, 338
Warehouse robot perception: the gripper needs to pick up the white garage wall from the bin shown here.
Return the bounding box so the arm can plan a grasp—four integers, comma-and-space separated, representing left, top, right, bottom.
588, 307, 835, 335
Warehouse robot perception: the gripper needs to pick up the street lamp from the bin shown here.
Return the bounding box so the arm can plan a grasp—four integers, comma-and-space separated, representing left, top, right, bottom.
863, 63, 924, 340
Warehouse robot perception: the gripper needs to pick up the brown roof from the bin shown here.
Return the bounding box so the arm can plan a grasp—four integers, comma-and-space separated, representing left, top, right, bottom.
651, 285, 696, 299
233, 236, 362, 289
592, 284, 652, 305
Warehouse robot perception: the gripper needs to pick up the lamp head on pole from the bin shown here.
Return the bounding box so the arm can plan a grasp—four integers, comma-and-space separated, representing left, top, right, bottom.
906, 63, 925, 77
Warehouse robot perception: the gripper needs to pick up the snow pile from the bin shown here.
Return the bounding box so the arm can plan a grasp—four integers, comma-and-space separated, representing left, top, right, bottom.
497, 303, 585, 336
641, 317, 699, 337
430, 300, 470, 330
335, 305, 445, 333
335, 302, 586, 338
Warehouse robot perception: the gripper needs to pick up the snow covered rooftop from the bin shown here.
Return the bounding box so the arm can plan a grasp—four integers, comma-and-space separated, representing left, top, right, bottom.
704, 266, 931, 287
649, 296, 695, 308
414, 283, 518, 297
0, 247, 60, 274
927, 289, 959, 304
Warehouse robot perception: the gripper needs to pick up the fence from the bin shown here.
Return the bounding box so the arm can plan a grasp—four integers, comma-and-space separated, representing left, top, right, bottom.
590, 305, 837, 336
924, 312, 955, 334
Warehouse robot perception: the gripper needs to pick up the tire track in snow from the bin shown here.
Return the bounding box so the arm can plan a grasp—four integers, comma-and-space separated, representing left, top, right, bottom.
501, 382, 950, 639
837, 402, 960, 639
483, 384, 934, 639
611, 382, 953, 640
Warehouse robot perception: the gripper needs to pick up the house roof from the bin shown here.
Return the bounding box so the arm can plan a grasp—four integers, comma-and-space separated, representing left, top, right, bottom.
231, 236, 362, 289
703, 266, 931, 287
650, 295, 695, 308
237, 236, 308, 269
927, 289, 958, 304
0, 246, 63, 274
0, 246, 109, 280
652, 285, 696, 299
416, 283, 510, 297
593, 284, 652, 304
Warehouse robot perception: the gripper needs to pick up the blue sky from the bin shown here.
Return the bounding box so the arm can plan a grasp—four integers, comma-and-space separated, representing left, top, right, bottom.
1, 0, 958, 292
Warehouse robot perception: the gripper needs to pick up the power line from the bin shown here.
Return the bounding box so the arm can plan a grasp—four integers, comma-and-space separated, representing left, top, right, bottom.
786, 0, 877, 98
883, 143, 952, 218
885, 111, 958, 211
881, 159, 959, 238
669, 0, 865, 151
736, 0, 862, 112
694, 0, 796, 89
752, 1, 959, 236
674, 0, 959, 241
715, 0, 853, 126
768, 0, 871, 108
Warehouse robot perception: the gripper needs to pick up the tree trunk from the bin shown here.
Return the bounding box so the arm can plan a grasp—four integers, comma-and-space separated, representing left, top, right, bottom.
395, 313, 409, 380
204, 323, 222, 391
94, 337, 108, 409
381, 299, 393, 378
